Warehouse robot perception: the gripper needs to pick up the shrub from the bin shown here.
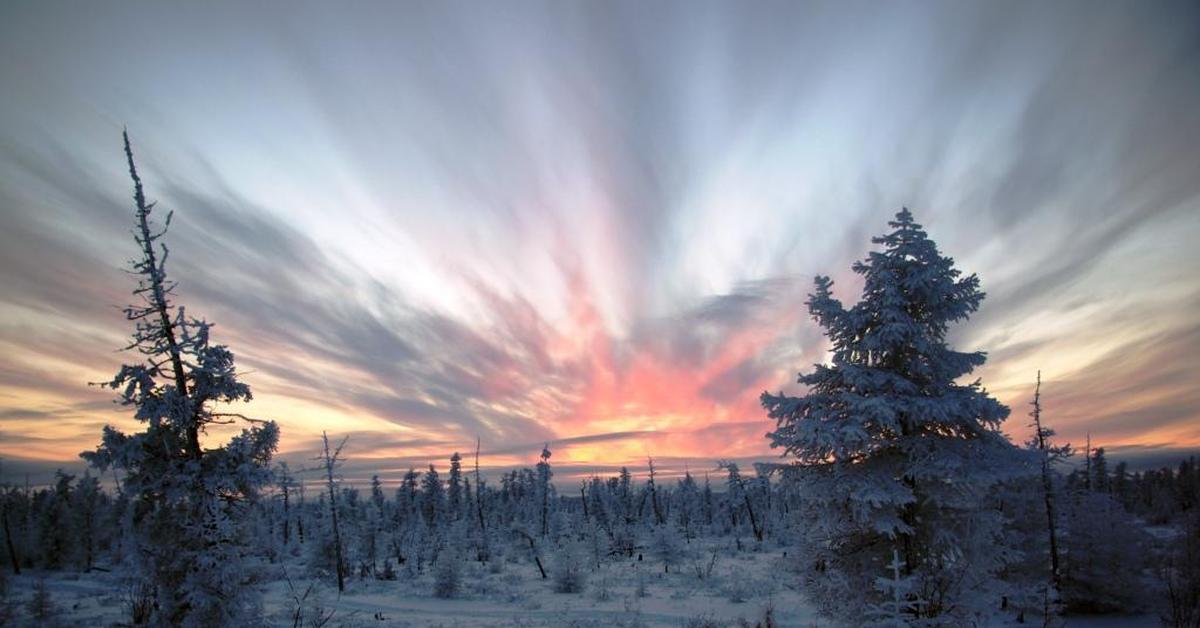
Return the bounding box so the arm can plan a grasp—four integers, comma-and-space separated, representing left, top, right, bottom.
27, 578, 56, 622
552, 543, 588, 594
433, 553, 462, 599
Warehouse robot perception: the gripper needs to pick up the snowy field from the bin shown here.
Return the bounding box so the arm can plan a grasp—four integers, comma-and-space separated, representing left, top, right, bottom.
5, 544, 810, 627
1, 544, 1161, 628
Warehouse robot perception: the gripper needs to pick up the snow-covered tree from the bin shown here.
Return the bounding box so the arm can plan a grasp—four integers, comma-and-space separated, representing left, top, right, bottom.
675, 471, 700, 542
1091, 447, 1110, 494
421, 465, 444, 529
71, 472, 105, 571
761, 209, 1020, 623
536, 445, 553, 538
80, 132, 279, 626
447, 452, 463, 522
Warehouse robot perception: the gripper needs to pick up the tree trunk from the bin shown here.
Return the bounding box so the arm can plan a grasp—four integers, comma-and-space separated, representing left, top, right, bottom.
2, 504, 19, 574
1032, 372, 1062, 591
322, 432, 346, 592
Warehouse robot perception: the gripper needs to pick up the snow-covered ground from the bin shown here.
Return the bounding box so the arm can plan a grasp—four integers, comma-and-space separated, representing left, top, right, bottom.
1, 545, 1163, 627
3, 545, 813, 627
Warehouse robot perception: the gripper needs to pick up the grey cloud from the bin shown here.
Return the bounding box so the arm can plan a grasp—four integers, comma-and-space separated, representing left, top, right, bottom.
1, 0, 1199, 475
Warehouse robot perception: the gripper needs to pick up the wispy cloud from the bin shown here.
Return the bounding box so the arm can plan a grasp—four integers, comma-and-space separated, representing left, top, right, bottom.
1, 0, 1198, 485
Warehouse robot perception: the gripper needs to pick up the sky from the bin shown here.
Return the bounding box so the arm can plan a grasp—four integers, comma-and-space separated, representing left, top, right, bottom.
1, 1, 1198, 486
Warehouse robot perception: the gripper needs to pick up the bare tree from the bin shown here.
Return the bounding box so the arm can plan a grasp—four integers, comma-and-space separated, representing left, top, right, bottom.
648, 457, 665, 526
278, 462, 295, 547
1030, 372, 1061, 592
1026, 370, 1073, 617
318, 432, 349, 593
1, 491, 18, 574
474, 437, 490, 562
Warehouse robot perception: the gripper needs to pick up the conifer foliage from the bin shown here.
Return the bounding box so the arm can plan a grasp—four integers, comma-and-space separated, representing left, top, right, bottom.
80, 132, 279, 626
761, 209, 1019, 623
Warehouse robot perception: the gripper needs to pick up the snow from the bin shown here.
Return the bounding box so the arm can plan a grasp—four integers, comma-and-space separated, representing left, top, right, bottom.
2, 557, 1163, 627
3, 544, 816, 627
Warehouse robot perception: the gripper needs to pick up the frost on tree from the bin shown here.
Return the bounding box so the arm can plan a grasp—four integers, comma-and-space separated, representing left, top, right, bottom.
761, 209, 1020, 623
80, 132, 279, 626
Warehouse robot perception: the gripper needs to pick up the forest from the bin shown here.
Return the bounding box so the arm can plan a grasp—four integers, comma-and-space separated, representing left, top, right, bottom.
0, 136, 1197, 627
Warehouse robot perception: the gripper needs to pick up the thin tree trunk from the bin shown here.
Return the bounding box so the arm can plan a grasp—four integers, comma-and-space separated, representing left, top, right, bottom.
516, 529, 546, 579
321, 432, 347, 592
282, 483, 291, 546
2, 504, 19, 574
1084, 432, 1092, 492
648, 457, 664, 526
743, 491, 763, 543
1031, 372, 1062, 592
474, 437, 490, 562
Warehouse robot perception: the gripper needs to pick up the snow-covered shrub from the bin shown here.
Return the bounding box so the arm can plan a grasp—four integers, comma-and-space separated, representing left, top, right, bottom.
723, 571, 754, 603
592, 572, 612, 601
282, 576, 338, 628
1061, 491, 1149, 613
0, 576, 12, 628
26, 578, 56, 623
379, 559, 397, 581
433, 552, 462, 598
611, 526, 640, 558
650, 525, 686, 574
734, 604, 778, 628
1160, 511, 1200, 627
690, 548, 719, 581
123, 579, 155, 625
682, 613, 724, 628
551, 541, 588, 593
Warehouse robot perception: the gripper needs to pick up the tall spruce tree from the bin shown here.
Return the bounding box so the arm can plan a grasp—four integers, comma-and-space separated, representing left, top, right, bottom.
447, 452, 463, 521
761, 209, 1019, 623
81, 132, 279, 626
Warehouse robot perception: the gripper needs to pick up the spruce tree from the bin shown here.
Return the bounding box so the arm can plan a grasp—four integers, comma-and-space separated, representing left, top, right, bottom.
761, 208, 1019, 623
447, 452, 463, 521
421, 465, 444, 528
81, 132, 279, 625
1091, 448, 1110, 494
536, 445, 553, 538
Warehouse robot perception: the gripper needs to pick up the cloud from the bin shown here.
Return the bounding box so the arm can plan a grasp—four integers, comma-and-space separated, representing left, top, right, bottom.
1, 0, 1199, 486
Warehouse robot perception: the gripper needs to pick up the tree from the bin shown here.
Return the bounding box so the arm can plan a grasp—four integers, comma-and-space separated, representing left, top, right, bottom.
1091, 447, 1109, 494
1, 484, 19, 575
719, 461, 762, 543
536, 445, 553, 538
277, 462, 295, 548
319, 433, 349, 593
421, 465, 444, 529
646, 457, 665, 526
761, 208, 1019, 623
71, 472, 104, 571
448, 452, 463, 521
81, 132, 279, 626
1026, 370, 1071, 594
472, 438, 491, 562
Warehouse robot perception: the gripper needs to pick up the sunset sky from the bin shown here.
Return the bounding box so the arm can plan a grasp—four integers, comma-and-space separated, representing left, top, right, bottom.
1, 1, 1198, 486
